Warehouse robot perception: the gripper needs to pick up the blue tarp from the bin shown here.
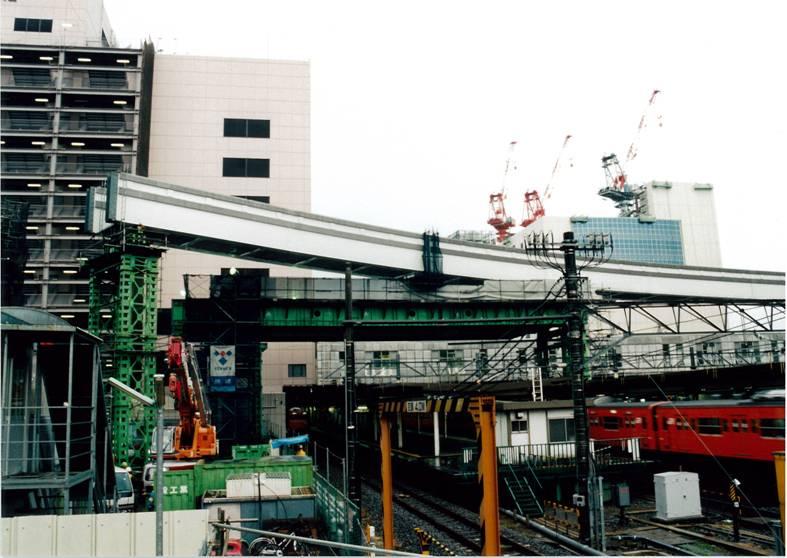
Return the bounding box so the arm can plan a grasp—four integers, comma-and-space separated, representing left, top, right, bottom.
270, 434, 309, 449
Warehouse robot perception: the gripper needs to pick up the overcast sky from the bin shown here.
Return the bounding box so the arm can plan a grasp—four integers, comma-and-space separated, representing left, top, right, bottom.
104, 0, 786, 272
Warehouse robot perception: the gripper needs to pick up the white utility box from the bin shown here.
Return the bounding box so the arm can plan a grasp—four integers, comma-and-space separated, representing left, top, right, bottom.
653, 471, 703, 521
226, 472, 292, 498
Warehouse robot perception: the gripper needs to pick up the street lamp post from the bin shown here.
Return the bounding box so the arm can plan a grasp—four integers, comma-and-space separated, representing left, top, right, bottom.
154, 374, 165, 556
106, 376, 165, 556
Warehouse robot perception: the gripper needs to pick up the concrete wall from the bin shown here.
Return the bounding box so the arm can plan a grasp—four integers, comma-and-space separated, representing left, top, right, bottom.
147, 54, 312, 395
1, 510, 209, 556
642, 181, 722, 267
1, 0, 116, 47
148, 54, 311, 307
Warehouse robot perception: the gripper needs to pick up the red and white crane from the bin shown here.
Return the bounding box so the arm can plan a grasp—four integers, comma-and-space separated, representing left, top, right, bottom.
521, 134, 573, 228
602, 89, 662, 194
487, 141, 518, 242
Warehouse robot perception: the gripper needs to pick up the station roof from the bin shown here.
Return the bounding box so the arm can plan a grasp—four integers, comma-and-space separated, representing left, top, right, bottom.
1, 307, 101, 341
497, 399, 593, 411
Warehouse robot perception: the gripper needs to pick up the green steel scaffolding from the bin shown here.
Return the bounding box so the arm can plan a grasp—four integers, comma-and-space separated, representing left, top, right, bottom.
88, 230, 162, 470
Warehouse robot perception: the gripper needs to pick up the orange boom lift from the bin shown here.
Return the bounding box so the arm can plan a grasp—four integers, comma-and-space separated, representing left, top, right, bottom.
166, 336, 218, 459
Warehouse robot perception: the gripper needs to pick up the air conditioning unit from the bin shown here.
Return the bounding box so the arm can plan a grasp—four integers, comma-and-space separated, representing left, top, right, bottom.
515, 412, 526, 419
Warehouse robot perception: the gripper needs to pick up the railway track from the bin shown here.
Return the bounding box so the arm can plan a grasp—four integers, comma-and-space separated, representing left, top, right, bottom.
368, 480, 578, 556
628, 515, 772, 556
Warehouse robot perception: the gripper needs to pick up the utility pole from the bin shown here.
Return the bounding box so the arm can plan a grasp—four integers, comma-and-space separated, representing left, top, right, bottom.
343, 264, 360, 508
524, 231, 611, 546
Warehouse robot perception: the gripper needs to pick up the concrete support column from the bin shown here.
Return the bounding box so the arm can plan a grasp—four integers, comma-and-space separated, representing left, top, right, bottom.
396, 413, 403, 448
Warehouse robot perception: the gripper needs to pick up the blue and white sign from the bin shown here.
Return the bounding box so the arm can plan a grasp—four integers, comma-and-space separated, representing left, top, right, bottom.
210, 345, 236, 392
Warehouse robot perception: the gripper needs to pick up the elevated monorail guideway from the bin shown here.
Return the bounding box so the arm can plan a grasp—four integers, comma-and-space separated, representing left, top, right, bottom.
87, 174, 785, 301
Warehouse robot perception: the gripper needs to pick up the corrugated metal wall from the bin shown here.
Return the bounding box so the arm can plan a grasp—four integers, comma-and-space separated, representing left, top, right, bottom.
1, 509, 209, 556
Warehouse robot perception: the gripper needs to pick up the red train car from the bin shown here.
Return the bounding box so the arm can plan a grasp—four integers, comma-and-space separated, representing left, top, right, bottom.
286, 407, 309, 436
589, 392, 785, 462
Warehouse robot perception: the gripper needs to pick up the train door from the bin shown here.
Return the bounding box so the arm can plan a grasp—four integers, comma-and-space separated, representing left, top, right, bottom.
729, 413, 751, 459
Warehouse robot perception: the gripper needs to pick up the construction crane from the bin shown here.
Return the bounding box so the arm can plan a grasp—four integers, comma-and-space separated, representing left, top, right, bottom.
487, 141, 518, 242
599, 89, 662, 214
521, 134, 573, 227
165, 336, 218, 459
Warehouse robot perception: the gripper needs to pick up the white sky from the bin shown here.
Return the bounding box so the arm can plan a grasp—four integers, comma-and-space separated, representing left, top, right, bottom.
104, 0, 786, 272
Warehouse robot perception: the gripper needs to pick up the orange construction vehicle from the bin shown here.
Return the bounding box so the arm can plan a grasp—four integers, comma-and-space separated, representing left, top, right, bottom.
166, 336, 218, 459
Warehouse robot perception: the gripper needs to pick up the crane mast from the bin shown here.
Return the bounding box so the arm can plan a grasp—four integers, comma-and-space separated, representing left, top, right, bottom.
487, 141, 518, 242
521, 134, 573, 228
599, 89, 662, 216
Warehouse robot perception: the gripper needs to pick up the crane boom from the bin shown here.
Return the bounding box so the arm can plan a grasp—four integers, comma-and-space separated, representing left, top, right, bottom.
521, 134, 573, 228
625, 89, 661, 164
166, 336, 218, 459
487, 141, 518, 242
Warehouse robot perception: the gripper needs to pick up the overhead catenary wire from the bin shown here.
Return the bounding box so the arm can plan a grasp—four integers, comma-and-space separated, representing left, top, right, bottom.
644, 373, 776, 528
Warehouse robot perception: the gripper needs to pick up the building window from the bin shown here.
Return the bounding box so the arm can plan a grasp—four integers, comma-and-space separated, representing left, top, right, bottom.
511, 419, 528, 433
224, 118, 270, 138
14, 18, 53, 32
222, 157, 269, 177
760, 419, 785, 439
734, 341, 761, 364
548, 418, 575, 443
288, 364, 306, 378
434, 349, 463, 370
697, 417, 722, 435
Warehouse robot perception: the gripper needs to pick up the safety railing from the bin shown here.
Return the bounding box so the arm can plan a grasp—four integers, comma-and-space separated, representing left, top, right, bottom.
461, 437, 643, 472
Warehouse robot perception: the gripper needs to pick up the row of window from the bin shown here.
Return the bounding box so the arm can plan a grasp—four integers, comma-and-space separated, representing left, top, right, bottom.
224, 118, 270, 138
222, 118, 270, 176
222, 157, 269, 178
14, 18, 52, 33
593, 414, 785, 439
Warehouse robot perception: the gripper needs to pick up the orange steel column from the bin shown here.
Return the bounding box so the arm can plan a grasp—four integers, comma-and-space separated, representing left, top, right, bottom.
478, 396, 501, 556
775, 451, 785, 542
380, 414, 394, 550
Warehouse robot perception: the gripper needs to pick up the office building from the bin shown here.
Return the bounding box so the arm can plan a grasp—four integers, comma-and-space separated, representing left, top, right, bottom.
2, 1, 314, 434
2, 1, 143, 322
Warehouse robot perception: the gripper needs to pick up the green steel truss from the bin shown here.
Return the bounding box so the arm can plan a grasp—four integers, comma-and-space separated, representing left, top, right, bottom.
89, 247, 160, 469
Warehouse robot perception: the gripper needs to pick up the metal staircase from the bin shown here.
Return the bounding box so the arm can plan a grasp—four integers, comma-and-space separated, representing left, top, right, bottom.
501, 464, 543, 517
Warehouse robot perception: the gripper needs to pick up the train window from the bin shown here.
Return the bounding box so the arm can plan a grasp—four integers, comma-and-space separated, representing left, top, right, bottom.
740, 420, 748, 431
697, 418, 722, 435
662, 417, 669, 430
603, 416, 620, 430
751, 420, 759, 433
760, 419, 785, 439
732, 420, 739, 432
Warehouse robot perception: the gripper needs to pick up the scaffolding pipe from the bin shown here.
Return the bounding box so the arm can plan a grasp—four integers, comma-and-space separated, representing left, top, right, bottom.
500, 508, 606, 556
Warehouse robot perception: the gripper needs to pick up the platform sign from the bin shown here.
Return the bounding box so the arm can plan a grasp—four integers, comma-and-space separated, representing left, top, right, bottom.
405, 400, 427, 413
209, 345, 236, 392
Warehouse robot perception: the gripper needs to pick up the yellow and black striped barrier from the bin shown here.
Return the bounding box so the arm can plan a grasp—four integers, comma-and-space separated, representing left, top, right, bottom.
379, 397, 468, 414
414, 527, 455, 556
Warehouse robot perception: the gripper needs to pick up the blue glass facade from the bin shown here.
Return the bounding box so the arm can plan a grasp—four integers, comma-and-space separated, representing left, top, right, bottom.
571, 218, 684, 265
